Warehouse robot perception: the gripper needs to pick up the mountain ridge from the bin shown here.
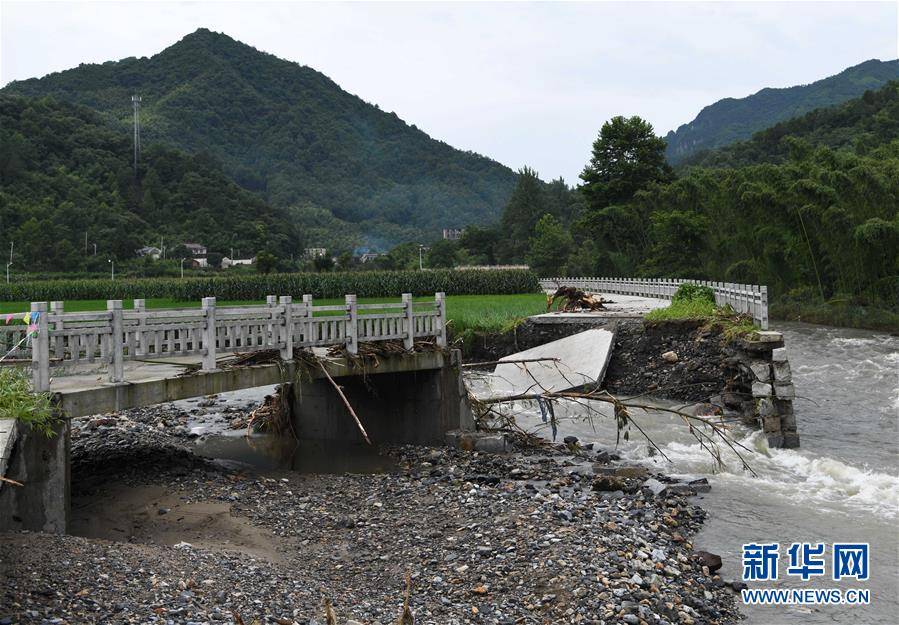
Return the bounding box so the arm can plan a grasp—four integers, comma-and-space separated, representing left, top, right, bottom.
664, 58, 899, 163
2, 28, 518, 247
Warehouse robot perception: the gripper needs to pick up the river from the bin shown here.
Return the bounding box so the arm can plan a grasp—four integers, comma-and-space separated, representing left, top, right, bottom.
189, 321, 898, 623
501, 321, 898, 624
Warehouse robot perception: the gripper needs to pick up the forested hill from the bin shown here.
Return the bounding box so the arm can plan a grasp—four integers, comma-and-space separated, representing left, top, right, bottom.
2, 28, 518, 243
0, 95, 300, 271
681, 81, 899, 168
664, 58, 899, 164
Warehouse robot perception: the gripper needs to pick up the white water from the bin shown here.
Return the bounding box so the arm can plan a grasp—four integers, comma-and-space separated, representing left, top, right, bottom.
485, 322, 898, 624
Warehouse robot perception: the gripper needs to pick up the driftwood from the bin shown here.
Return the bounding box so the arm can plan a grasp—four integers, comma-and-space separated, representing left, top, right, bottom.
461, 357, 560, 369
546, 286, 609, 312
0, 476, 23, 487
318, 361, 372, 445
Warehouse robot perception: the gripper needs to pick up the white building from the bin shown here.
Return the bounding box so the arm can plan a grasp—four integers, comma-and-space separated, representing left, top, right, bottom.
221, 256, 256, 269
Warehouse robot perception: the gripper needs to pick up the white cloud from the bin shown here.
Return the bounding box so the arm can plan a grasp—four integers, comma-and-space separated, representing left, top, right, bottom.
2, 1, 896, 181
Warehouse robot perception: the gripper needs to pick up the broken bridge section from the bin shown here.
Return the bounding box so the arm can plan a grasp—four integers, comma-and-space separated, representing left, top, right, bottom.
472, 328, 616, 398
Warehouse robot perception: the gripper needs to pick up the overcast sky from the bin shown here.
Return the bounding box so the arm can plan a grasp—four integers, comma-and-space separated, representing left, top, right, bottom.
1, 1, 897, 181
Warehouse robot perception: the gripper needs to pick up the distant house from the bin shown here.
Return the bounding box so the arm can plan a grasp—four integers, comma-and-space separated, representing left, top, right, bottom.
359, 252, 382, 264
442, 228, 464, 241
304, 247, 327, 259
183, 242, 207, 256
188, 258, 209, 269
221, 256, 256, 269
136, 246, 162, 260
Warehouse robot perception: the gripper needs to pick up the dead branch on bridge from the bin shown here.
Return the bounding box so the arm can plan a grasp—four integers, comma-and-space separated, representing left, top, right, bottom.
546, 286, 611, 312
0, 476, 24, 487
318, 360, 372, 445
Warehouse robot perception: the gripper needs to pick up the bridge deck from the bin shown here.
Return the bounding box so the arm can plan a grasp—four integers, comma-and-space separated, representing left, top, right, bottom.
51, 350, 449, 418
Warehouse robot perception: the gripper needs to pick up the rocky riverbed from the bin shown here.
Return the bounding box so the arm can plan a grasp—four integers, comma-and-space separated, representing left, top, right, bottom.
0, 397, 742, 624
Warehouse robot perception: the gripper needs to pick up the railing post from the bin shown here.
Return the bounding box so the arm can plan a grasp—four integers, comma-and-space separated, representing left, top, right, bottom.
133, 298, 145, 358
30, 302, 49, 391
279, 295, 293, 359
50, 301, 64, 360
202, 297, 217, 371
107, 300, 124, 384
760, 286, 769, 330
303, 294, 314, 345
345, 294, 358, 355
435, 291, 447, 347
402, 293, 414, 351
266, 295, 277, 348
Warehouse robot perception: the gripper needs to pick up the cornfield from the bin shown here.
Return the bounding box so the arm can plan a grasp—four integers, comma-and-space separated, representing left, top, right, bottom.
0, 269, 540, 302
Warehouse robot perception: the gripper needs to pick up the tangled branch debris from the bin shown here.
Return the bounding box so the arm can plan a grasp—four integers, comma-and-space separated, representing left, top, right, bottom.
468, 360, 755, 476
546, 286, 611, 312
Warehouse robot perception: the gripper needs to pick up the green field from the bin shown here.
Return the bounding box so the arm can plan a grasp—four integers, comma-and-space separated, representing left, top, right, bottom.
0, 294, 548, 336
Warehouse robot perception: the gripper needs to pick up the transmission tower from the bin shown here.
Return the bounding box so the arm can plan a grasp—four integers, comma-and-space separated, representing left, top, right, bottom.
132, 94, 142, 173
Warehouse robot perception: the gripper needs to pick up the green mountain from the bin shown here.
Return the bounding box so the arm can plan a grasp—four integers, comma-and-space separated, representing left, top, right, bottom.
664, 59, 899, 164
0, 95, 300, 271
682, 81, 899, 168
2, 28, 518, 247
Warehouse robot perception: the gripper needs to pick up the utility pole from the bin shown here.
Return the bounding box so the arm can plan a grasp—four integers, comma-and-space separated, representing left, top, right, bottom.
132, 94, 141, 174
6, 242, 12, 284
108, 259, 115, 281
84, 232, 88, 254
180, 257, 186, 279
93, 243, 97, 256
419, 245, 425, 271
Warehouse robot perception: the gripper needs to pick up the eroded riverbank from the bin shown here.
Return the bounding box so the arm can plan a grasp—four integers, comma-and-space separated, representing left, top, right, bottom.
0, 395, 742, 624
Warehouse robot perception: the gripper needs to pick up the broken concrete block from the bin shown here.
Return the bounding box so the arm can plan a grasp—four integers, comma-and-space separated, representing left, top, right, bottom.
757, 398, 776, 418
755, 331, 784, 343
749, 361, 772, 382
642, 478, 667, 497
772, 347, 787, 360
752, 381, 773, 398
762, 415, 782, 434
774, 383, 796, 400
772, 359, 792, 383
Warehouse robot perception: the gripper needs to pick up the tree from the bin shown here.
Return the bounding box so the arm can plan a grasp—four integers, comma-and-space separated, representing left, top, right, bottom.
527, 214, 572, 276
256, 251, 277, 274
499, 167, 547, 261
580, 116, 673, 210
427, 240, 458, 268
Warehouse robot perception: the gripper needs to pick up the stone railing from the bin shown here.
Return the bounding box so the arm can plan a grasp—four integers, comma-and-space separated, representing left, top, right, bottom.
14, 293, 446, 391
539, 277, 768, 329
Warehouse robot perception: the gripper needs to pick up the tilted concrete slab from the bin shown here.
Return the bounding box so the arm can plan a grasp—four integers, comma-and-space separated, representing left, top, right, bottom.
483, 328, 615, 397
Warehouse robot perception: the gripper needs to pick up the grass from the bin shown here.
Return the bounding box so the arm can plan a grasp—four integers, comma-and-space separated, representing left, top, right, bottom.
645, 294, 758, 340
0, 367, 56, 437
0, 293, 549, 335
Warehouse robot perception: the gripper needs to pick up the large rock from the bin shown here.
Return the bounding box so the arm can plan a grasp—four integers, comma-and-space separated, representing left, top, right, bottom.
695, 550, 723, 572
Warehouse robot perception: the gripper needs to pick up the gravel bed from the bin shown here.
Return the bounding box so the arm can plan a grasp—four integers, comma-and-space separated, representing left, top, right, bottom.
1, 411, 743, 625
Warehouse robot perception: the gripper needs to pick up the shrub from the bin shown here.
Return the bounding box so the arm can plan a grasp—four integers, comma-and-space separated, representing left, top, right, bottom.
0, 367, 57, 437
672, 283, 716, 305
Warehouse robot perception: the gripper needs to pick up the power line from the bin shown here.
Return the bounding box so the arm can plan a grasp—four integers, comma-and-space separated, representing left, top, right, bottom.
132, 94, 141, 173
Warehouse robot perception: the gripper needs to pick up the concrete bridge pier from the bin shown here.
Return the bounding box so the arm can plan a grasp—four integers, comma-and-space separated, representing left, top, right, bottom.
287, 349, 474, 445
0, 420, 70, 534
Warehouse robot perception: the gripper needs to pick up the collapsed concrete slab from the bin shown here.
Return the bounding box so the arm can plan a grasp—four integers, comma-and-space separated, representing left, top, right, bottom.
486, 328, 615, 396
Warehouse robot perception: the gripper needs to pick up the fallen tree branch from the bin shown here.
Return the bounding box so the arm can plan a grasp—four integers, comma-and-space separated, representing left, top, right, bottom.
0, 476, 24, 487
461, 357, 561, 369
318, 361, 372, 445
